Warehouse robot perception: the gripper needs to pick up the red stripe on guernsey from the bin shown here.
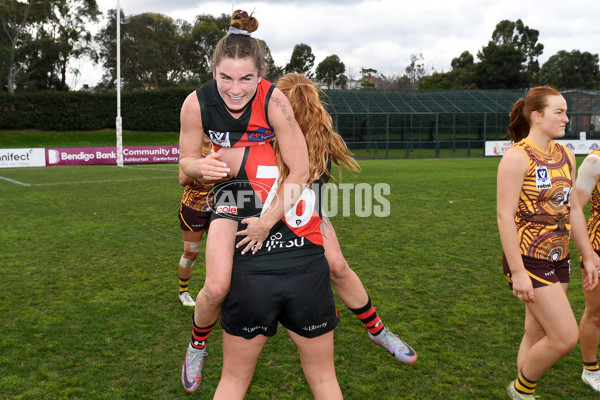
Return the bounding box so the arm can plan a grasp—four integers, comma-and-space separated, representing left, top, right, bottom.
245, 145, 277, 203
284, 210, 323, 245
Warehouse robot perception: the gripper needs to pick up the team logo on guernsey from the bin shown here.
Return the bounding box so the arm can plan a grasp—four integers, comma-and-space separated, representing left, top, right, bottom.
247, 127, 275, 142
209, 180, 276, 220
208, 130, 231, 147
535, 166, 552, 190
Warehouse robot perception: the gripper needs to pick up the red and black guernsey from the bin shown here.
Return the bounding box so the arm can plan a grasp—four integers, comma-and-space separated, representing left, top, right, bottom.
211, 143, 325, 271
196, 79, 276, 150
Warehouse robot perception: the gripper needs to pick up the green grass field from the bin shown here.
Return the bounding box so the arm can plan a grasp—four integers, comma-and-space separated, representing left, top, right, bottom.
0, 131, 598, 399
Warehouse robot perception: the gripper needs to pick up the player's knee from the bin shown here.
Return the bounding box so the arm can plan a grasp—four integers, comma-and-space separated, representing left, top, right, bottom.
555, 329, 578, 355
182, 250, 199, 261
561, 336, 579, 355
180, 241, 202, 268
180, 254, 195, 268
591, 312, 600, 329
180, 251, 199, 269
327, 254, 350, 279
202, 281, 230, 304
584, 306, 600, 328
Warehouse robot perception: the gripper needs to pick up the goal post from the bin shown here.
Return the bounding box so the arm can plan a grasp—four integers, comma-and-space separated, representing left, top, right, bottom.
116, 116, 123, 166
115, 0, 124, 167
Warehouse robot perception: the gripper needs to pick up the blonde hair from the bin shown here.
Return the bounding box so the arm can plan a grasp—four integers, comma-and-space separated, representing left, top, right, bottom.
275, 73, 359, 184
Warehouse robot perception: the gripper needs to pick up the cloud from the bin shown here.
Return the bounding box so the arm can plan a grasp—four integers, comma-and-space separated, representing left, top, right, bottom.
81, 0, 600, 88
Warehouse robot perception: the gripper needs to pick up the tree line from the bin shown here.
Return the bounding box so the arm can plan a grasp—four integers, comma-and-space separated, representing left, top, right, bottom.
2, 1, 599, 94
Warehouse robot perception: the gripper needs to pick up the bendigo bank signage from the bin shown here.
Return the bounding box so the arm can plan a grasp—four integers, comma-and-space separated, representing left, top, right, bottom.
47, 146, 180, 166
0, 145, 181, 168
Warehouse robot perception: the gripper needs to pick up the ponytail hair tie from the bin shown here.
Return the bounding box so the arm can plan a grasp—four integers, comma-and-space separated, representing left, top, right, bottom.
227, 27, 250, 36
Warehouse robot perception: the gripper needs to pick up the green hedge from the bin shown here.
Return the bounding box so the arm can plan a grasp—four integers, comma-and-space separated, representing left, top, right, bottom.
0, 88, 193, 131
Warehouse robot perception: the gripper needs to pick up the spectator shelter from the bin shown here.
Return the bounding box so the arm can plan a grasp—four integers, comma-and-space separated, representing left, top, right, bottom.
563, 90, 600, 137
323, 89, 600, 158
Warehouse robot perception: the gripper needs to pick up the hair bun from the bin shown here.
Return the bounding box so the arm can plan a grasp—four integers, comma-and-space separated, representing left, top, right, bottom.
230, 9, 258, 33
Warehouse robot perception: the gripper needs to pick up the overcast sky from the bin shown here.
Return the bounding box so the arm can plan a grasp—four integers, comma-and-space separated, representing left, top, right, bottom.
75, 0, 600, 89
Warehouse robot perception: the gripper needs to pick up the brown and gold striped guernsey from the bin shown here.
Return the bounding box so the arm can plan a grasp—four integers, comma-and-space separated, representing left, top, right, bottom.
585, 148, 600, 250
512, 138, 573, 261
181, 141, 214, 212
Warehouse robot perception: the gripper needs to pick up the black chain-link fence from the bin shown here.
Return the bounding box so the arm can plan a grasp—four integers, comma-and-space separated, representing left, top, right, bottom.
324, 89, 600, 158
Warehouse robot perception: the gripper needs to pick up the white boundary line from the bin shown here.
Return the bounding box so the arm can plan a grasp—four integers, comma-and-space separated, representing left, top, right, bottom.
33, 176, 175, 186
0, 176, 31, 186
0, 165, 178, 186
0, 175, 175, 187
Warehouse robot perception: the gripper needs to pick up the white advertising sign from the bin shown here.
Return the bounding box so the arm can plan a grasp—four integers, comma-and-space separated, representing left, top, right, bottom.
485, 140, 600, 156
0, 148, 46, 168
485, 141, 513, 156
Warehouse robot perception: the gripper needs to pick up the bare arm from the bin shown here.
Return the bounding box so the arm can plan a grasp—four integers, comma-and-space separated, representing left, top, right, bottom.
569, 149, 599, 290
179, 165, 195, 186
497, 147, 535, 302
236, 87, 310, 254
178, 92, 230, 181
575, 154, 600, 208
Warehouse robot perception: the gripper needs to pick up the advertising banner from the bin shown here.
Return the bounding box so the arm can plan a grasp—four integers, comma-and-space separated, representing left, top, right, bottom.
484, 141, 513, 156
485, 140, 600, 156
46, 145, 180, 166
0, 148, 46, 168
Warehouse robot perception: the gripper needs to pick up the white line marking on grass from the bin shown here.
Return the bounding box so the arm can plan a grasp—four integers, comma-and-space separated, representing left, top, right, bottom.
0, 176, 31, 186
33, 176, 175, 186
